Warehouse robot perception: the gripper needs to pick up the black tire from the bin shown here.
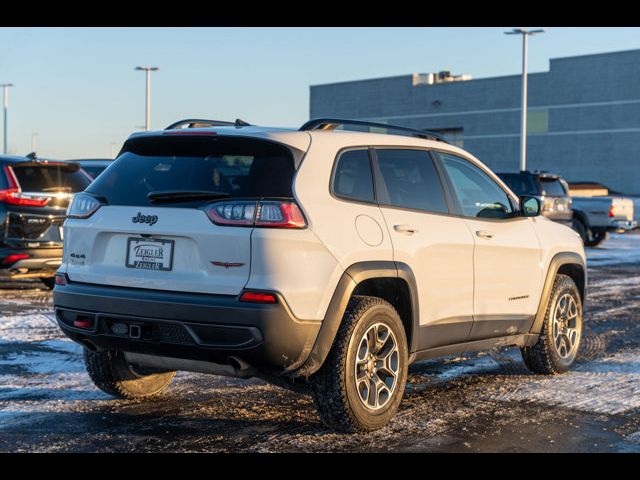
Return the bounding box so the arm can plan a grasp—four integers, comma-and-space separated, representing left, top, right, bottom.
40, 277, 56, 290
83, 348, 175, 400
572, 218, 588, 244
584, 229, 608, 247
521, 274, 583, 375
310, 295, 408, 433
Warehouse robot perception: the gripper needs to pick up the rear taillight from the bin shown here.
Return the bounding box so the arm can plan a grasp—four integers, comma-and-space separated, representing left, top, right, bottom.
1, 254, 30, 266
204, 200, 306, 229
67, 192, 104, 219
239, 291, 278, 303
55, 273, 67, 286
0, 166, 51, 207
608, 205, 615, 218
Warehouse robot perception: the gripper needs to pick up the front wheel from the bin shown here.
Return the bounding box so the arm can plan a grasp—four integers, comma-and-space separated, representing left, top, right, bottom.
521, 274, 583, 374
84, 349, 175, 400
584, 229, 608, 247
310, 295, 408, 432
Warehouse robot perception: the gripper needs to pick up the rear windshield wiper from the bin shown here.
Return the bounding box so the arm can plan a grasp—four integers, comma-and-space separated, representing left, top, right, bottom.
147, 190, 230, 203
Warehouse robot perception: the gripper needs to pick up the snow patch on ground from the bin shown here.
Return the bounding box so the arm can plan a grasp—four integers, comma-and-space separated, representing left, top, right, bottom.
586, 233, 640, 266
489, 350, 640, 415
0, 313, 60, 342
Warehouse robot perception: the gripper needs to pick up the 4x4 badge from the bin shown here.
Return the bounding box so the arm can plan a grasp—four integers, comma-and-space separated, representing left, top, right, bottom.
132, 212, 158, 225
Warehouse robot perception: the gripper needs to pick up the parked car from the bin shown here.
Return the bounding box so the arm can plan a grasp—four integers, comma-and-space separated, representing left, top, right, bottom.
497, 171, 573, 227
53, 118, 586, 432
68, 159, 113, 180
498, 170, 634, 247
1, 154, 92, 288
568, 181, 640, 231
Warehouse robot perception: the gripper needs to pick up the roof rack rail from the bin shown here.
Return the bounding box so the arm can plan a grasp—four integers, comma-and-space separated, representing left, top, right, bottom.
299, 118, 449, 143
164, 118, 251, 130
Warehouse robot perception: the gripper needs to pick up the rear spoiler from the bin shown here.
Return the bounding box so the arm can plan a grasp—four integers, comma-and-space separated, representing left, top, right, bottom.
9, 160, 81, 171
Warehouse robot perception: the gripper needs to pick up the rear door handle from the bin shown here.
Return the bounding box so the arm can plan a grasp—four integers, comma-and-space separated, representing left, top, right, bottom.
393, 224, 418, 235
475, 230, 494, 239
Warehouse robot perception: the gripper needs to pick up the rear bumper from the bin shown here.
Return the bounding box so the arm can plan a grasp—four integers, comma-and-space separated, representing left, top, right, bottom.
0, 247, 62, 279
611, 219, 638, 231
53, 280, 321, 377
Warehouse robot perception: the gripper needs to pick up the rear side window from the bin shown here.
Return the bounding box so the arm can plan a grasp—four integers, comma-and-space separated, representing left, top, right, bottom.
540, 178, 567, 197
499, 173, 539, 196
11, 164, 91, 193
376, 149, 448, 213
87, 136, 296, 206
332, 149, 375, 203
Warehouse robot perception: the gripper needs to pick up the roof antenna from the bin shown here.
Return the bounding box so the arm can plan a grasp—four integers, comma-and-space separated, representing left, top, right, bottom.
234, 119, 251, 128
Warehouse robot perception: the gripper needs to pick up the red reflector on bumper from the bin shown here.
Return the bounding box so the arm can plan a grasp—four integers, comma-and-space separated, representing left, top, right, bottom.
73, 319, 92, 329
240, 291, 277, 303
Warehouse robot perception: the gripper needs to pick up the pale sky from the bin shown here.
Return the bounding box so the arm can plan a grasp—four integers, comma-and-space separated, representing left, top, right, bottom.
1, 27, 640, 159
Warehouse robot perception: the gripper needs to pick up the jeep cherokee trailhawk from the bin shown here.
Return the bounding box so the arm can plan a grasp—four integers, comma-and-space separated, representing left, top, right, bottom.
54, 118, 586, 432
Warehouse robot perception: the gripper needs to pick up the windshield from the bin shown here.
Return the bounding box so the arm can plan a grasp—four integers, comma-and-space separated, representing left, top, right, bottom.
87, 136, 296, 207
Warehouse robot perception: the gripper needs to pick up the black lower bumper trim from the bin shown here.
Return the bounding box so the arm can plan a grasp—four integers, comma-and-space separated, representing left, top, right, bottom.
54, 281, 321, 375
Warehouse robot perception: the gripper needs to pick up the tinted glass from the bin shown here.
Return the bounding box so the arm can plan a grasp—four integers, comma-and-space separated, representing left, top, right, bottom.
498, 173, 539, 196
88, 136, 296, 206
438, 153, 513, 219
333, 149, 375, 203
11, 164, 91, 192
540, 178, 567, 197
81, 166, 107, 179
376, 149, 448, 213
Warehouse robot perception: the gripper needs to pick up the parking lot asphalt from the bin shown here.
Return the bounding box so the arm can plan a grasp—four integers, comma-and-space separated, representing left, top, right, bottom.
1, 233, 640, 452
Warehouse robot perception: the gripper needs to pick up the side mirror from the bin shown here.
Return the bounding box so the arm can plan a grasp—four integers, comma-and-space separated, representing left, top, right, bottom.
519, 195, 541, 217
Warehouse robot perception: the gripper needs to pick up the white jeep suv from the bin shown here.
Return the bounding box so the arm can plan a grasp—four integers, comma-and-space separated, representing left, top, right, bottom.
54, 118, 586, 432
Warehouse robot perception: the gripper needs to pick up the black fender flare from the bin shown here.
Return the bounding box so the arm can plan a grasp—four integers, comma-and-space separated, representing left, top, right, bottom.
529, 252, 586, 336
292, 261, 420, 378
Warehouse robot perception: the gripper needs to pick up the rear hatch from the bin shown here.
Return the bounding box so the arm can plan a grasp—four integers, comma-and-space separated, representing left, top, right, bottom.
538, 176, 572, 221
63, 134, 304, 295
1, 161, 92, 248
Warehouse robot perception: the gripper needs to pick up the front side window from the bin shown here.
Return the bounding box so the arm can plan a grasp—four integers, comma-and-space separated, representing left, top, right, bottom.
437, 153, 514, 219
375, 149, 448, 213
332, 149, 375, 203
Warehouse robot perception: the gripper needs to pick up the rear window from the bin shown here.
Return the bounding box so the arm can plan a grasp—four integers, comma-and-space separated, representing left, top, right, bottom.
498, 173, 539, 196
87, 136, 296, 206
11, 164, 91, 193
81, 166, 107, 179
540, 178, 567, 197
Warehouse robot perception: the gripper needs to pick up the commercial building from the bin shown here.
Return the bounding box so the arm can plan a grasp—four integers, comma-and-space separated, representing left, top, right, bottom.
310, 49, 640, 193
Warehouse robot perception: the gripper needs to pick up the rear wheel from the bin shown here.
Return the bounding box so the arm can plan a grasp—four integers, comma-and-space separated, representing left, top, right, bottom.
310, 295, 408, 432
84, 349, 175, 400
584, 229, 608, 247
40, 277, 55, 290
521, 274, 582, 374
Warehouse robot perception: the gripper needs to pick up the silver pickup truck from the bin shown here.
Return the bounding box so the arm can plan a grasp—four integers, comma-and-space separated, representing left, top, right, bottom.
498, 171, 635, 247
569, 182, 637, 246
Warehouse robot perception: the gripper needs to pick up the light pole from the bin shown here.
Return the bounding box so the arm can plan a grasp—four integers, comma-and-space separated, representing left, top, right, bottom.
31, 133, 38, 152
505, 28, 544, 172
135, 66, 159, 131
1, 83, 14, 155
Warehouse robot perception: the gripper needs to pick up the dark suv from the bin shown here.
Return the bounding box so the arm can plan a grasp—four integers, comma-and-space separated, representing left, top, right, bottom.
497, 171, 573, 227
0, 155, 92, 288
